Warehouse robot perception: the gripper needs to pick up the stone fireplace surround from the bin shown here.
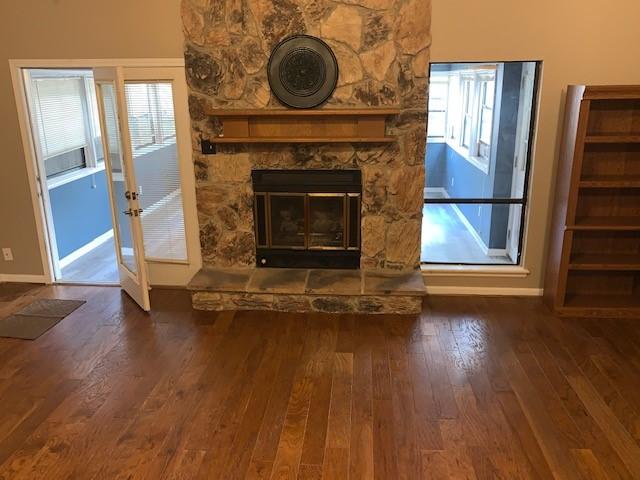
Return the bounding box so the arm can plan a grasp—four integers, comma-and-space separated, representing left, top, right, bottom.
181, 0, 431, 313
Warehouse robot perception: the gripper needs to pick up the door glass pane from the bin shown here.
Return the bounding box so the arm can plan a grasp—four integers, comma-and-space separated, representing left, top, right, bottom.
309, 195, 345, 248
421, 203, 522, 265
99, 83, 136, 274
269, 195, 305, 248
124, 82, 187, 262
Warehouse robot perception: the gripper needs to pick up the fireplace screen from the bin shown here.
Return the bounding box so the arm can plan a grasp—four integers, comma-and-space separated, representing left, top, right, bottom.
309, 194, 345, 248
252, 170, 361, 268
269, 194, 305, 248
255, 192, 359, 250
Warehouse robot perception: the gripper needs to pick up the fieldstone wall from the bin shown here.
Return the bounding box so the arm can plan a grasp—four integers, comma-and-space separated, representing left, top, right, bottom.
181, 0, 431, 271
192, 291, 423, 315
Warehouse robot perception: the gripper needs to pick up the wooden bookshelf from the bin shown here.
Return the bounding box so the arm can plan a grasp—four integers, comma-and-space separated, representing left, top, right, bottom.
544, 85, 640, 317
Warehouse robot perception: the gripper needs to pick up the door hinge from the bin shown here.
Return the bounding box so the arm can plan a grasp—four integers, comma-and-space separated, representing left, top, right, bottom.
125, 191, 138, 200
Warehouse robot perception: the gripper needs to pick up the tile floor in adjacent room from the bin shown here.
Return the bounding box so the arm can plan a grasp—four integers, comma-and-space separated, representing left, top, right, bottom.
421, 203, 513, 265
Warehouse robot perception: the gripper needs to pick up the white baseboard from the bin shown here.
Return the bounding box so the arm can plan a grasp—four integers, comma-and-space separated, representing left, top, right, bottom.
59, 230, 114, 268
448, 203, 490, 255
426, 285, 543, 296
425, 187, 447, 199
0, 273, 48, 284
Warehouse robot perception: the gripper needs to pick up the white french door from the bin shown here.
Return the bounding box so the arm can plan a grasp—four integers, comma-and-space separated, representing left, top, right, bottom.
93, 66, 201, 310
94, 67, 150, 310
118, 67, 201, 287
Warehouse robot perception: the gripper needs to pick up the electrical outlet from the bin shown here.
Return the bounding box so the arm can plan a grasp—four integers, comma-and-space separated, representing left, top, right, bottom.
2, 248, 13, 261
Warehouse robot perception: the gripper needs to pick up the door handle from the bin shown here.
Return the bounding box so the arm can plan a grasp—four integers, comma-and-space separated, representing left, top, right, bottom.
123, 208, 144, 217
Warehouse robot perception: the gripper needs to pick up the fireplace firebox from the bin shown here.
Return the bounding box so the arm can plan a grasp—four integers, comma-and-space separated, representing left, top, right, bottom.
252, 170, 361, 269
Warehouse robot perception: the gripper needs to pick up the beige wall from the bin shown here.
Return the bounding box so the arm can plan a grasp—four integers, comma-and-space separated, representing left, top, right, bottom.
3, 0, 640, 289
428, 0, 640, 290
0, 0, 183, 276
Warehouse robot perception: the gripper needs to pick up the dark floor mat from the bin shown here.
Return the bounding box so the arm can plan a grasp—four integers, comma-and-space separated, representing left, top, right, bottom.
0, 314, 66, 340
0, 299, 85, 340
15, 299, 85, 318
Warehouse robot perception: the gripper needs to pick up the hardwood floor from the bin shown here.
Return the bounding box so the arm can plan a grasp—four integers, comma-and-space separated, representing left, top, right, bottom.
1, 283, 640, 479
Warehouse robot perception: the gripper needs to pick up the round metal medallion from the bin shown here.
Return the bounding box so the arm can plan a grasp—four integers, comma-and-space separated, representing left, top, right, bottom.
268, 35, 338, 109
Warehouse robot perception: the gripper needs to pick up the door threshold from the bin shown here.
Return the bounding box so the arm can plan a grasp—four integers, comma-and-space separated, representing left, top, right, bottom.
55, 280, 120, 287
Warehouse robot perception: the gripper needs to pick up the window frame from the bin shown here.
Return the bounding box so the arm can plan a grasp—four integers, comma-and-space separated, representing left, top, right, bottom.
426, 76, 449, 141
423, 61, 541, 267
456, 71, 496, 172
26, 70, 105, 189
477, 76, 495, 160
427, 68, 497, 174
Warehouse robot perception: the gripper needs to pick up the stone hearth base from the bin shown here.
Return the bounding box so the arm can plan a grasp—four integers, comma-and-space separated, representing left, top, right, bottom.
188, 268, 425, 315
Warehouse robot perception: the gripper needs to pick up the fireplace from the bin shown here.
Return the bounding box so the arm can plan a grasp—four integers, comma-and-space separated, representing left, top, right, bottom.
252, 170, 361, 269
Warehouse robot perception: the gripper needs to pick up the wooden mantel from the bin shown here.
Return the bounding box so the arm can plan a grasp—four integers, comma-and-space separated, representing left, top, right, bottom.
205, 107, 400, 144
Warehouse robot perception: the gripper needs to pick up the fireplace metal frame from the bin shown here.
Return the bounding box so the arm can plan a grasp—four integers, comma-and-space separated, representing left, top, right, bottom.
252, 170, 361, 269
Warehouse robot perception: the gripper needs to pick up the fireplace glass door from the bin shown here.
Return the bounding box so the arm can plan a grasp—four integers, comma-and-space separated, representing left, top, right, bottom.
263, 192, 357, 250
308, 194, 345, 249
269, 194, 306, 248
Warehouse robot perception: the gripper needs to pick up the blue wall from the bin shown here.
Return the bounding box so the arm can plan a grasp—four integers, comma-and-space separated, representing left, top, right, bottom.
425, 142, 446, 188
426, 142, 494, 246
49, 170, 112, 258
112, 180, 133, 250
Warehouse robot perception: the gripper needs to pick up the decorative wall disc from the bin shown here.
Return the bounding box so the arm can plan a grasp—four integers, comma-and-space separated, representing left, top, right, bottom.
268, 35, 339, 109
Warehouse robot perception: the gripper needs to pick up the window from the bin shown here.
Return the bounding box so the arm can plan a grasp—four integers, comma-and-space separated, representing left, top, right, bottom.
26, 70, 103, 184
427, 68, 496, 172
460, 77, 474, 149
427, 78, 448, 139
125, 83, 176, 155
424, 62, 540, 266
478, 77, 495, 159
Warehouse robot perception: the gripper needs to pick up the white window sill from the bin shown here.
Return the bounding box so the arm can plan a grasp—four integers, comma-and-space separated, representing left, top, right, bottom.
421, 264, 530, 278
446, 140, 490, 175
47, 164, 106, 190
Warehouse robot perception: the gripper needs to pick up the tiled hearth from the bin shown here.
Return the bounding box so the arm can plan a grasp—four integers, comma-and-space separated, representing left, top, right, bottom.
189, 268, 425, 314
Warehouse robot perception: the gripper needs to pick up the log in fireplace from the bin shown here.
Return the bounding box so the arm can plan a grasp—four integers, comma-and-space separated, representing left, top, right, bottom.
252, 170, 361, 269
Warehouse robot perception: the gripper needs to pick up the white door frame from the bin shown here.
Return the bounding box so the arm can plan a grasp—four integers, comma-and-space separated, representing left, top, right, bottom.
9, 58, 190, 286
507, 63, 536, 263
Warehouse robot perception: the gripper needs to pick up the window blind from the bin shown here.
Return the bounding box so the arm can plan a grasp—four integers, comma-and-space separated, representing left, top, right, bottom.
124, 82, 187, 262
31, 77, 87, 159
